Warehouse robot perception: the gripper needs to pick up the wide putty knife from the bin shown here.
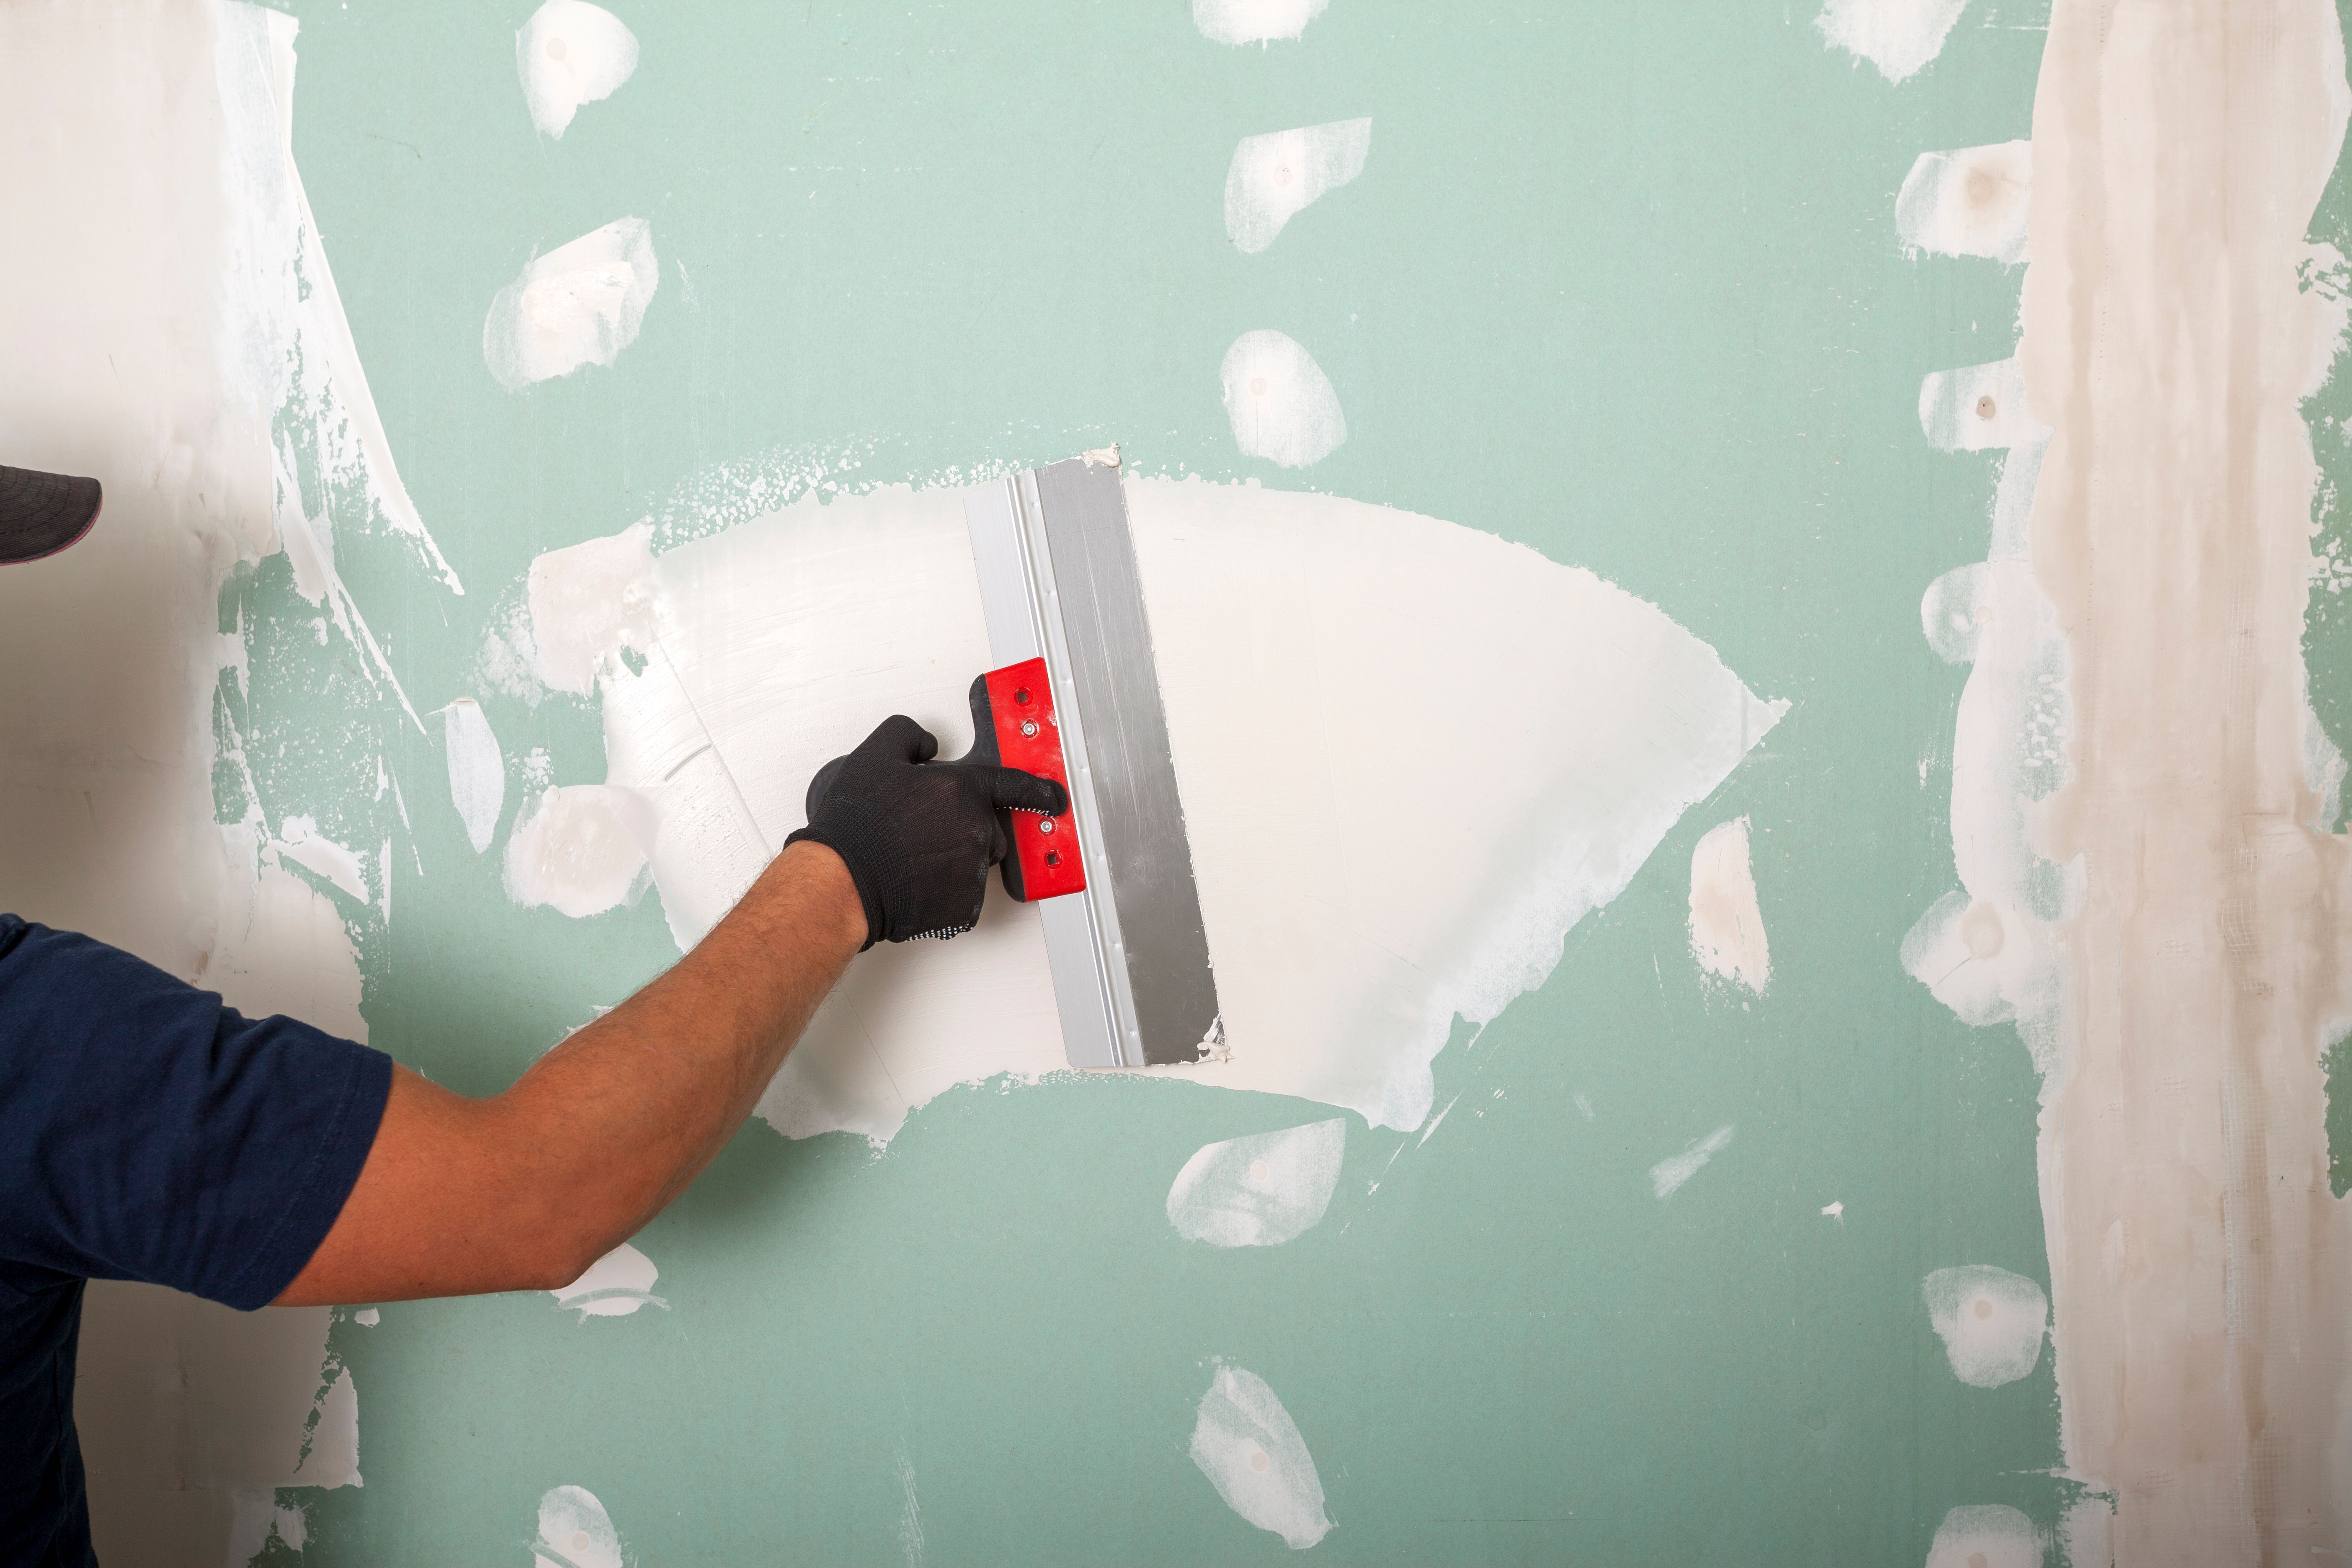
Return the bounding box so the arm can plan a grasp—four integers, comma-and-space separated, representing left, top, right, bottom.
962, 450, 1220, 1068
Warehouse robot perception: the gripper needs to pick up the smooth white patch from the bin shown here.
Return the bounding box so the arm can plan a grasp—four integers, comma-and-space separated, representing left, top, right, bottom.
272, 815, 369, 905
1897, 141, 2030, 263
1688, 816, 1770, 993
1650, 1124, 1734, 1199
550, 1241, 665, 1319
1189, 1365, 1332, 1550
1919, 357, 2045, 452
1821, 1200, 1844, 1221
1193, 0, 1328, 46
518, 479, 1780, 1142
1221, 330, 1347, 468
353, 1309, 380, 1327
516, 0, 638, 139
483, 217, 659, 392
504, 784, 655, 918
526, 522, 657, 695
440, 697, 505, 854
1167, 1119, 1346, 1247
533, 1485, 625, 1568
1814, 0, 1971, 83
1922, 1265, 2048, 1389
1923, 1503, 2043, 1568
1225, 118, 1371, 254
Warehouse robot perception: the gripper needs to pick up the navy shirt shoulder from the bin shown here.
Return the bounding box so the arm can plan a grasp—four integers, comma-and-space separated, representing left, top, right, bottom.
0, 915, 392, 1567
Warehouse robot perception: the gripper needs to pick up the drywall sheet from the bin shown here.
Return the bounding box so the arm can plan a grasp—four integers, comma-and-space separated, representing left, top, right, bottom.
6, 0, 2349, 1564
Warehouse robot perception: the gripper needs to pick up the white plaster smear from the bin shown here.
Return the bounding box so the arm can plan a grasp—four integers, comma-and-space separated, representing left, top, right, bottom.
1687, 817, 1769, 993
1168, 1119, 1346, 1247
1924, 1504, 2043, 1568
534, 1485, 627, 1568
2002, 4, 2352, 1556
1650, 1124, 1733, 1199
0, 5, 453, 1554
517, 0, 638, 139
1922, 1264, 2048, 1389
1189, 1365, 1331, 1550
1194, 0, 1328, 46
550, 1241, 665, 1319
272, 814, 369, 905
1919, 357, 2043, 454
1897, 140, 2031, 263
440, 696, 505, 854
1222, 331, 1347, 468
1225, 119, 1371, 255
483, 217, 659, 391
504, 784, 654, 918
510, 479, 1783, 1142
1814, 0, 1970, 84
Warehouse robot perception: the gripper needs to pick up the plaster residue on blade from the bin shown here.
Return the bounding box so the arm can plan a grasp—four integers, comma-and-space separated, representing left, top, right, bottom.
507, 477, 1782, 1142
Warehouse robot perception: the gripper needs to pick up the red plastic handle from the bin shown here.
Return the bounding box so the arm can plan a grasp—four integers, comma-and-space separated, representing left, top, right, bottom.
985, 658, 1086, 900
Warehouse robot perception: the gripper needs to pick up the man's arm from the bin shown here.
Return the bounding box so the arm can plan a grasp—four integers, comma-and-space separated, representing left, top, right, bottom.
273, 711, 1064, 1307
274, 841, 865, 1304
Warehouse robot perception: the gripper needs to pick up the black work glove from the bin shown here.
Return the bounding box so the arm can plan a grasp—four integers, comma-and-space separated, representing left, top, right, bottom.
785, 713, 1069, 947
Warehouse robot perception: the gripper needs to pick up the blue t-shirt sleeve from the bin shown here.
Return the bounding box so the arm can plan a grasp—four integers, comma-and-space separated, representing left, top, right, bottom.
0, 916, 393, 1311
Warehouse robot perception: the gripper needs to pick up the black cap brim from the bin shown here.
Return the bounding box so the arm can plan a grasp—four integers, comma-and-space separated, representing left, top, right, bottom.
0, 465, 103, 564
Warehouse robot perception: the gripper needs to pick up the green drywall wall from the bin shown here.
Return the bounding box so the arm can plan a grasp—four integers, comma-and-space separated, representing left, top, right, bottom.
212, 0, 2319, 1560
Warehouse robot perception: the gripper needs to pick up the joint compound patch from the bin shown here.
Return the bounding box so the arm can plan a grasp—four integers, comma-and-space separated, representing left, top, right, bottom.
532, 1485, 626, 1568
1167, 1119, 1346, 1246
1687, 817, 1770, 994
1193, 0, 1329, 46
1189, 1365, 1331, 1550
483, 218, 659, 392
504, 785, 656, 918
1922, 1265, 2048, 1389
1919, 358, 2045, 453
1897, 141, 2031, 262
516, 0, 639, 139
1225, 119, 1371, 254
1220, 331, 1347, 468
550, 1242, 666, 1319
1923, 1504, 2045, 1568
1813, 0, 1972, 84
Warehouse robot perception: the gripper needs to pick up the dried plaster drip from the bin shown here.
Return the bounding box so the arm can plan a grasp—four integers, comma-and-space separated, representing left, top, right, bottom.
509, 478, 1783, 1142
2021, 2, 2352, 1561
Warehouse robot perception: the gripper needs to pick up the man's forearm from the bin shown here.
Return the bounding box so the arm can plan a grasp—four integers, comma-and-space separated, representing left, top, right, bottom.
275, 841, 865, 1305
499, 840, 867, 1256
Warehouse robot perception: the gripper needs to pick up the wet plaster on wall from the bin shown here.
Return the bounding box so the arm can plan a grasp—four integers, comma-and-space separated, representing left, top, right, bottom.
2019, 0, 2352, 1559
3, 2, 449, 1559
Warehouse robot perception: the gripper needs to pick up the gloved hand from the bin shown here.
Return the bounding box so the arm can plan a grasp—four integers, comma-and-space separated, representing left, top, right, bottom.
785, 714, 1068, 947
